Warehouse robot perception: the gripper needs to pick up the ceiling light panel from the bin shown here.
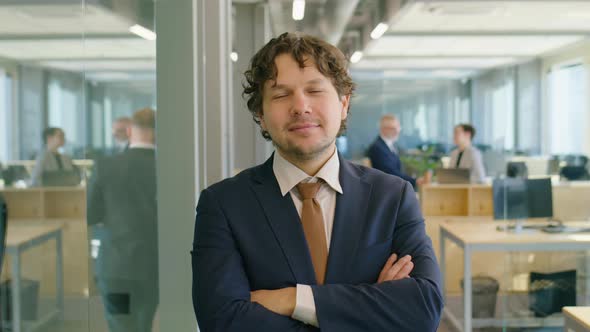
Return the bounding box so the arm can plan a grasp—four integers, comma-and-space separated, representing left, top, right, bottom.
391, 1, 590, 32
352, 57, 518, 69
0, 39, 155, 61
0, 4, 132, 35
366, 35, 585, 57
38, 60, 156, 72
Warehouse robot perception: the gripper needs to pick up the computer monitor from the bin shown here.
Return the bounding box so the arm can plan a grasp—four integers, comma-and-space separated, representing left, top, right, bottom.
493, 178, 528, 220
527, 178, 553, 219
436, 168, 471, 184
493, 177, 553, 220
41, 170, 81, 187
0, 194, 7, 276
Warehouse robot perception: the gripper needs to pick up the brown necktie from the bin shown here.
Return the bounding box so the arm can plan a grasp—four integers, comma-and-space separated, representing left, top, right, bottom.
296, 181, 328, 285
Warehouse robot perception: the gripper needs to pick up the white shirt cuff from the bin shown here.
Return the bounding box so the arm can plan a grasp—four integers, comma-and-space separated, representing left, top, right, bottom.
291, 284, 319, 327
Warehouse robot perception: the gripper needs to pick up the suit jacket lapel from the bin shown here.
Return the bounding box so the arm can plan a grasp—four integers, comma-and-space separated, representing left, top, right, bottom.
325, 156, 372, 284
250, 156, 317, 285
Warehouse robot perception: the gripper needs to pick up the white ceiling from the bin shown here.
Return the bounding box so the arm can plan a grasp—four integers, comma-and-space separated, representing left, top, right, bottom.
37, 59, 156, 72
354, 0, 590, 81
0, 4, 132, 35
353, 56, 519, 70
0, 3, 155, 82
0, 38, 155, 60
391, 1, 590, 32
365, 35, 585, 56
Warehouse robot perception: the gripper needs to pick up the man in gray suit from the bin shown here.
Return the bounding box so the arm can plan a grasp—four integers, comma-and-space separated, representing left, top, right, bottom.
30, 127, 75, 186
87, 108, 158, 332
449, 124, 486, 183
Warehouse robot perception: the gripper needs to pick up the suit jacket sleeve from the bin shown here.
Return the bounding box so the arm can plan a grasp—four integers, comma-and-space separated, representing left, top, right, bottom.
368, 144, 417, 188
310, 182, 443, 332
30, 151, 46, 187
192, 188, 318, 332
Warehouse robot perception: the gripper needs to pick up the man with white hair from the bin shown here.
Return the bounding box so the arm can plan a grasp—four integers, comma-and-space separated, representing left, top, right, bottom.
367, 114, 421, 188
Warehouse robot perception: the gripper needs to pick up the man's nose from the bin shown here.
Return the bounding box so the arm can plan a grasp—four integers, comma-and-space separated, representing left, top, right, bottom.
291, 90, 311, 115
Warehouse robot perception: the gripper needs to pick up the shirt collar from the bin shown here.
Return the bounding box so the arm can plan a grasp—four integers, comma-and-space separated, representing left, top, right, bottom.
380, 135, 395, 150
129, 143, 156, 150
273, 148, 343, 197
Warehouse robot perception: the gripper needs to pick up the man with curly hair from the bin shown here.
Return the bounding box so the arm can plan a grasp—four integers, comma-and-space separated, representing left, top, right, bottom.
192, 32, 442, 332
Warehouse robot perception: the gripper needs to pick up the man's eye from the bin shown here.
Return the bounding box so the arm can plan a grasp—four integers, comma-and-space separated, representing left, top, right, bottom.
273, 94, 287, 99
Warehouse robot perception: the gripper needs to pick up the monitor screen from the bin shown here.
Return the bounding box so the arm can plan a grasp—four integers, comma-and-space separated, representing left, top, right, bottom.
493, 177, 553, 220
493, 178, 528, 220
527, 178, 553, 218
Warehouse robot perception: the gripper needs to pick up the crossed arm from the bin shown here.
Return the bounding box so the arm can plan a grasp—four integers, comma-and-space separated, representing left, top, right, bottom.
192, 185, 443, 332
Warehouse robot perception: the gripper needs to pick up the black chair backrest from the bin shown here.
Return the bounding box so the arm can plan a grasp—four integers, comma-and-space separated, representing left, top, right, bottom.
0, 194, 6, 276
507, 161, 528, 178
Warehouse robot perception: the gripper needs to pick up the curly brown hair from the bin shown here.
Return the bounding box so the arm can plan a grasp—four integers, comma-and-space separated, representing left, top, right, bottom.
243, 32, 355, 140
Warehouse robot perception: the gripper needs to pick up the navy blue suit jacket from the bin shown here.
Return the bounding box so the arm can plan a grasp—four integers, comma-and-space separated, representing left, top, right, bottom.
368, 137, 417, 188
192, 154, 442, 331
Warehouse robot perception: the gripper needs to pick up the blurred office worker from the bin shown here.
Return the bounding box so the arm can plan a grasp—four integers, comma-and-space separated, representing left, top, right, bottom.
367, 114, 420, 188
192, 32, 442, 331
111, 116, 132, 154
87, 108, 158, 332
449, 124, 486, 183
30, 127, 75, 186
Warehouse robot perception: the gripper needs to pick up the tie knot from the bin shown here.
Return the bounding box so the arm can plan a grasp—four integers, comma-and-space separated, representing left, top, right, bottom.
296, 181, 322, 200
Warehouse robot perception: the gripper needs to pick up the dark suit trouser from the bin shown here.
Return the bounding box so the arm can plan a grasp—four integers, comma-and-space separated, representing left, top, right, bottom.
97, 278, 158, 332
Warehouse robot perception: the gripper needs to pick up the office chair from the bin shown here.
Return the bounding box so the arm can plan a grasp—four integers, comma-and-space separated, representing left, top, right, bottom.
560, 165, 590, 181
564, 154, 588, 167
506, 161, 528, 178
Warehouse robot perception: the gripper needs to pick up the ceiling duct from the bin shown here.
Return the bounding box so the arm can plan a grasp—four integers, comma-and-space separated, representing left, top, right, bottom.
268, 0, 360, 45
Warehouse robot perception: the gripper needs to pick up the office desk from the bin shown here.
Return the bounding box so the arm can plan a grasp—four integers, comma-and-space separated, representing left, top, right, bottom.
564, 307, 590, 332
0, 187, 86, 219
440, 221, 590, 332
3, 223, 64, 332
421, 182, 590, 220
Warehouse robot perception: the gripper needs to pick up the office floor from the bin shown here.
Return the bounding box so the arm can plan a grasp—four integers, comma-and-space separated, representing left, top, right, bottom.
32, 298, 560, 332
45, 318, 560, 332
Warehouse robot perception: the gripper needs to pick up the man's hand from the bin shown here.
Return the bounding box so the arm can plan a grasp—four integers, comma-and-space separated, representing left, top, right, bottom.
377, 254, 414, 283
251, 287, 297, 317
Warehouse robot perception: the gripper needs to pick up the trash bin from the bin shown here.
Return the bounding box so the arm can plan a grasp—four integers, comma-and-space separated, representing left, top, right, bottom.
461, 276, 499, 318
0, 278, 40, 321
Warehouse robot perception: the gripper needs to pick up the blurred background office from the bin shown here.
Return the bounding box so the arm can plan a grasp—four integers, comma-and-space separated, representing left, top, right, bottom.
0, 0, 589, 331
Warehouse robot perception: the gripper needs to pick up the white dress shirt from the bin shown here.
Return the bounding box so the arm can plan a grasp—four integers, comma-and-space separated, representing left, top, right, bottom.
129, 142, 156, 150
380, 135, 397, 154
448, 145, 486, 183
272, 149, 342, 328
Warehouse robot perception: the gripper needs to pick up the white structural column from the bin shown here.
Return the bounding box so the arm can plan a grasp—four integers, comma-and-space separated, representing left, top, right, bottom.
155, 0, 198, 330
156, 0, 233, 330
232, 3, 273, 171
197, 0, 233, 185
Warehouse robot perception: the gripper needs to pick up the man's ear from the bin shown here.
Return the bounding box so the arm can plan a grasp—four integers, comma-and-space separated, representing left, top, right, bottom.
340, 95, 350, 119
258, 112, 267, 130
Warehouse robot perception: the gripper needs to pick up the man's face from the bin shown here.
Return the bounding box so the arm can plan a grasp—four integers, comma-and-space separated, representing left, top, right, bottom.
453, 126, 468, 146
380, 118, 401, 141
260, 54, 349, 160
113, 121, 130, 142
49, 130, 65, 148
